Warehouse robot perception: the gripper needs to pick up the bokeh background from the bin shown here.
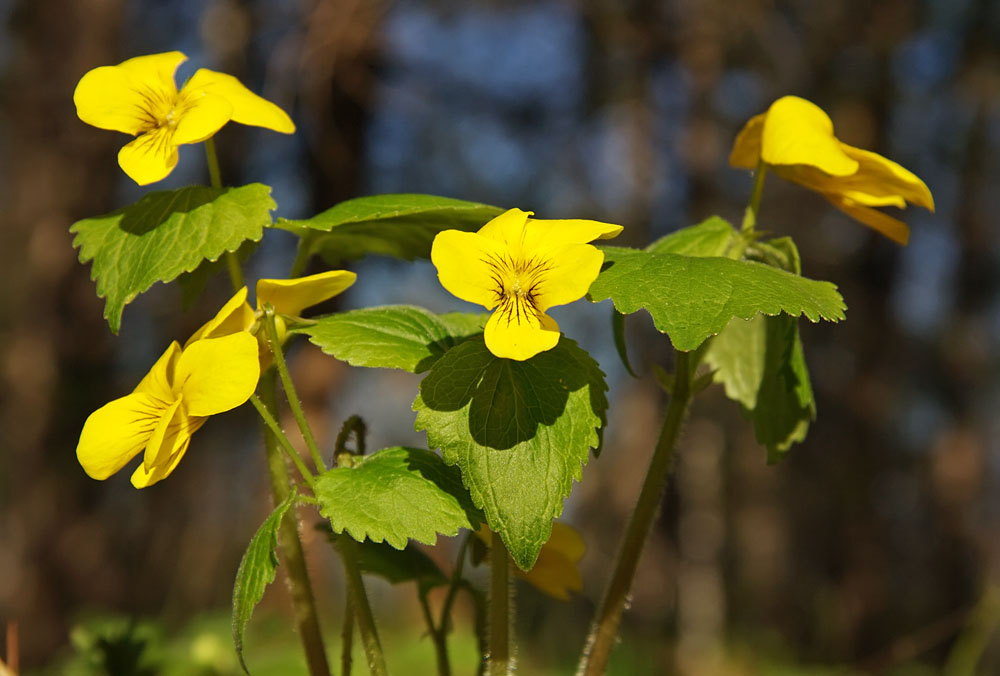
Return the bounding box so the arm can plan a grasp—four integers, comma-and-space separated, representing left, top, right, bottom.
2, 0, 999, 674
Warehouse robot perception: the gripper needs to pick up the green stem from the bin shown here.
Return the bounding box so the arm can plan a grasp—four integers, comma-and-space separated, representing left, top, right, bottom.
440, 534, 471, 635
578, 350, 694, 676
263, 307, 327, 472
290, 232, 315, 278
204, 137, 245, 291
419, 592, 451, 676
944, 585, 1000, 676
257, 371, 330, 676
338, 536, 389, 676
341, 591, 356, 676
249, 392, 316, 489
488, 531, 512, 676
741, 160, 769, 235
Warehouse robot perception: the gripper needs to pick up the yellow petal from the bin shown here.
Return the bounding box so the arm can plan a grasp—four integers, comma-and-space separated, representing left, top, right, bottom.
477, 208, 531, 256
483, 304, 560, 361
74, 68, 155, 136
117, 51, 187, 93
516, 522, 585, 600
729, 112, 765, 169
74, 51, 186, 135
839, 145, 935, 210
530, 243, 605, 311
171, 91, 233, 145
117, 126, 179, 185
174, 333, 261, 416
760, 96, 858, 176
76, 392, 166, 480
141, 396, 206, 473
431, 230, 506, 309
256, 270, 358, 318
131, 442, 189, 487
186, 288, 255, 345
522, 217, 623, 252
182, 69, 295, 133
134, 341, 181, 402
824, 194, 910, 245
131, 435, 194, 488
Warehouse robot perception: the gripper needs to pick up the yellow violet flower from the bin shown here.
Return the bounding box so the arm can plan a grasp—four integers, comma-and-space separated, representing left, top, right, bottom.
476, 523, 585, 600
73, 51, 295, 185
76, 332, 261, 488
188, 269, 358, 349
730, 95, 934, 245
431, 208, 622, 361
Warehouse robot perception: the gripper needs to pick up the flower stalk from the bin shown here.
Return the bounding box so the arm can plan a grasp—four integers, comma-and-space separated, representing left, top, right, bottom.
742, 160, 768, 235
204, 137, 245, 291
578, 350, 693, 676
257, 370, 331, 676
263, 305, 327, 472
249, 392, 315, 489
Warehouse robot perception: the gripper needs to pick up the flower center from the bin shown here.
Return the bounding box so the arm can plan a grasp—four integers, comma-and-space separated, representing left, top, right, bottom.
136, 84, 182, 132
484, 253, 550, 326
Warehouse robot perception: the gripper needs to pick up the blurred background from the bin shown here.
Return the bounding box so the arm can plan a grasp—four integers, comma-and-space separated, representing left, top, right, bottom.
1, 0, 998, 674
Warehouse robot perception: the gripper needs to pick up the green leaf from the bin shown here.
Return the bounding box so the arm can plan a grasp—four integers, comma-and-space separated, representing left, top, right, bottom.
296, 305, 488, 373
413, 338, 608, 571
71, 184, 274, 333
646, 216, 738, 256
320, 526, 449, 589
176, 239, 260, 309
611, 308, 637, 379
314, 446, 482, 549
232, 491, 296, 675
276, 193, 504, 266
705, 314, 815, 462
589, 246, 845, 351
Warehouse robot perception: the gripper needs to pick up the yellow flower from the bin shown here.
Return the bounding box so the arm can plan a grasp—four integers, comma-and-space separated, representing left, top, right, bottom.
73, 51, 295, 185
189, 269, 358, 350
76, 332, 260, 488
476, 523, 585, 600
431, 208, 622, 361
730, 95, 934, 245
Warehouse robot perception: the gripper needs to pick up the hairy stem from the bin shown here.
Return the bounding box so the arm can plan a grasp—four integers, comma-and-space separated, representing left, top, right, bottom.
263, 307, 327, 472
488, 531, 512, 676
258, 371, 330, 676
338, 536, 389, 676
249, 392, 315, 489
578, 350, 693, 676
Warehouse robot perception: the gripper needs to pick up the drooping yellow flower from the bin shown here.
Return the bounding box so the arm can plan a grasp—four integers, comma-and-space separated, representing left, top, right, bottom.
73, 51, 295, 185
730, 95, 934, 245
188, 269, 358, 350
476, 523, 585, 600
77, 332, 260, 488
431, 208, 622, 361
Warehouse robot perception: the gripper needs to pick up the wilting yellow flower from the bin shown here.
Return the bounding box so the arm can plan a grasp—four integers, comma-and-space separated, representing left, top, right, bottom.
477, 523, 585, 600
189, 269, 358, 349
431, 208, 622, 361
74, 51, 294, 185
77, 333, 260, 488
730, 95, 934, 245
